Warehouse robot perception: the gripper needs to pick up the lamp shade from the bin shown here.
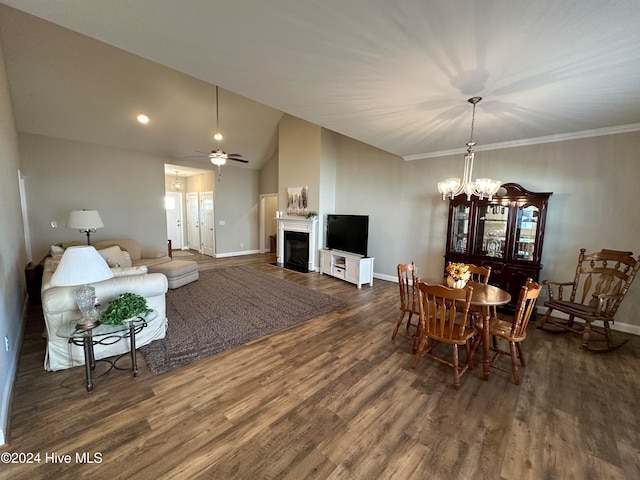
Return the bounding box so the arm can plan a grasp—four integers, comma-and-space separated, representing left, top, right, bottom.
49, 246, 114, 286
66, 210, 104, 230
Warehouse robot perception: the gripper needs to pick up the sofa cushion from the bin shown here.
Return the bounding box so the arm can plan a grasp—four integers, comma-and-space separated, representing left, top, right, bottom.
97, 245, 132, 268
94, 239, 142, 260
111, 265, 148, 277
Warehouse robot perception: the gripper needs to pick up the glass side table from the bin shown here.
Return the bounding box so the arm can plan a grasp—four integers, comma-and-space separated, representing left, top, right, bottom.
56, 310, 158, 392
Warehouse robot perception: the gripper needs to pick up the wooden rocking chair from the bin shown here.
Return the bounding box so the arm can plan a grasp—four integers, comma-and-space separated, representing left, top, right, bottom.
537, 248, 639, 352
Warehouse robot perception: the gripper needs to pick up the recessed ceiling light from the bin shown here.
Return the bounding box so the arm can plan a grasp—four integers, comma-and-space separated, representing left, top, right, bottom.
137, 114, 149, 124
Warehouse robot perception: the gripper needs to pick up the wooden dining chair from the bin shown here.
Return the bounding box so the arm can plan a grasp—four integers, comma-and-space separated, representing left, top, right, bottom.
392, 262, 420, 343
464, 263, 493, 319
411, 282, 475, 390
484, 278, 542, 384
466, 264, 491, 284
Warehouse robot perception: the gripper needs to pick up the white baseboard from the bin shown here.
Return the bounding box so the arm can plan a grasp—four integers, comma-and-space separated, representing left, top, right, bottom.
373, 274, 640, 336
374, 272, 395, 283
215, 249, 261, 259
534, 306, 640, 335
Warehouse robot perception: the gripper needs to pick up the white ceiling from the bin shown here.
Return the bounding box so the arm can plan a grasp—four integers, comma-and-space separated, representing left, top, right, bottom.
1, 1, 640, 169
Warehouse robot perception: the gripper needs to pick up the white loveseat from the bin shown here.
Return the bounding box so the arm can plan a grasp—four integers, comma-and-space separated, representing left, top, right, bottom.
41, 250, 169, 371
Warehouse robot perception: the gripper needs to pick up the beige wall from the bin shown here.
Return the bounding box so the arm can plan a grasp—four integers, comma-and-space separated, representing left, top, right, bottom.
20, 133, 169, 261
259, 149, 279, 195
278, 115, 322, 214
274, 113, 639, 332
331, 131, 640, 331
213, 165, 260, 254
0, 32, 27, 445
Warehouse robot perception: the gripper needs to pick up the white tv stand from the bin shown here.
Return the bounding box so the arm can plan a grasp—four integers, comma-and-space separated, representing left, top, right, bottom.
319, 249, 374, 288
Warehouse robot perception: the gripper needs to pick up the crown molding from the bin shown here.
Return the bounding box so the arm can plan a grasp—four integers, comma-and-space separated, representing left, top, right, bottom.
403, 123, 640, 161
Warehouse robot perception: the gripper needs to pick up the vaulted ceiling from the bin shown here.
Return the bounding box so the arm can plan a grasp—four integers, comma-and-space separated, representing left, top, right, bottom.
1, 1, 639, 170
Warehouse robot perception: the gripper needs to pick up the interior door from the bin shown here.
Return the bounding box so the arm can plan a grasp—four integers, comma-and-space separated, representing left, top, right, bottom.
186, 192, 200, 251
165, 192, 184, 250
201, 191, 215, 256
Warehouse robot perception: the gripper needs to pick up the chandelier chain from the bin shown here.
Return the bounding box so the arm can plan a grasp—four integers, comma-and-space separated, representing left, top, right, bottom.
437, 96, 501, 201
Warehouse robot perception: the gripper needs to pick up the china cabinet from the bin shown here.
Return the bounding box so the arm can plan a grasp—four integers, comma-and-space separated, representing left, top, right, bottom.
444, 183, 552, 311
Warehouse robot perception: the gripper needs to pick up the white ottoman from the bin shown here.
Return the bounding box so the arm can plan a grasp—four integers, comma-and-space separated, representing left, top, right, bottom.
148, 260, 199, 289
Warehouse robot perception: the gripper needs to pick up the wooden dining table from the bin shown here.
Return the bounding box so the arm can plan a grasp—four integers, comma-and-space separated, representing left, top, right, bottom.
422, 278, 512, 380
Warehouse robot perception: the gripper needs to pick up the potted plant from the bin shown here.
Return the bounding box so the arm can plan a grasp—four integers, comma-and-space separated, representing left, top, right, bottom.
306, 211, 318, 219
100, 292, 152, 325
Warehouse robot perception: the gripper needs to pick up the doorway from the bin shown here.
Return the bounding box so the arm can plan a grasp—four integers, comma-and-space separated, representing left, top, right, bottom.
186, 192, 200, 251
200, 191, 215, 256
165, 192, 184, 250
260, 193, 278, 253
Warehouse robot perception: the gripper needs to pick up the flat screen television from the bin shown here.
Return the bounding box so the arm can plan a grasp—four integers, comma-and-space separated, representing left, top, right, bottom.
326, 214, 369, 257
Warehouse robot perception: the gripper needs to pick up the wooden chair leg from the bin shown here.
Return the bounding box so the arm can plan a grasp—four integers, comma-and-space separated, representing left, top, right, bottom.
392, 311, 406, 339
405, 313, 414, 334
452, 345, 460, 390
581, 320, 592, 349
537, 307, 553, 328
411, 335, 427, 369
509, 341, 520, 385
516, 342, 526, 367
603, 320, 616, 349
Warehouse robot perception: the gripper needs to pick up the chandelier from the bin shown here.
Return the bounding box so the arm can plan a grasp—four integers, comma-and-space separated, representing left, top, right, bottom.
172, 170, 183, 191
437, 97, 501, 201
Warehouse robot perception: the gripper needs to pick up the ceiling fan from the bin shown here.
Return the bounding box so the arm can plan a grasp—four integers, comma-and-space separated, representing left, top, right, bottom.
187, 86, 248, 165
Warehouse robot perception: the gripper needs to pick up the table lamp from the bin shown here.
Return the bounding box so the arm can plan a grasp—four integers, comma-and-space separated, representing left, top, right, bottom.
66, 209, 104, 245
49, 245, 115, 330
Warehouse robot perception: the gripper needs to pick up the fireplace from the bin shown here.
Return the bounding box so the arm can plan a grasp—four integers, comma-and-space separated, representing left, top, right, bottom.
283, 231, 310, 273
276, 218, 318, 273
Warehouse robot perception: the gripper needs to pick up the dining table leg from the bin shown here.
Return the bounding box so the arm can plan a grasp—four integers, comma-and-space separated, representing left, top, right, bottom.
482, 307, 490, 380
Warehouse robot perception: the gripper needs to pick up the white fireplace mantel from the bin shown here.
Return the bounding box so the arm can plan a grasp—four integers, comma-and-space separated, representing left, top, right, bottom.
277, 217, 318, 271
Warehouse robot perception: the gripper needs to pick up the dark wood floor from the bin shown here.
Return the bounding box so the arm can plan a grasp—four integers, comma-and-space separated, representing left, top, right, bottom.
2, 251, 639, 479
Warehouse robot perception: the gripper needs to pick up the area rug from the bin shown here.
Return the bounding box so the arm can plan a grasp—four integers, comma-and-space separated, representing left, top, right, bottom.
139, 265, 347, 374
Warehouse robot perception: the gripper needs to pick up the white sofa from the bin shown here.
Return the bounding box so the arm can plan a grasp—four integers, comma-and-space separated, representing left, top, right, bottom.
41, 253, 169, 371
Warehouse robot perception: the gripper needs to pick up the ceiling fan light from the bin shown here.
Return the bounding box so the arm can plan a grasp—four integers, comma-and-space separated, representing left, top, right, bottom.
211, 156, 226, 166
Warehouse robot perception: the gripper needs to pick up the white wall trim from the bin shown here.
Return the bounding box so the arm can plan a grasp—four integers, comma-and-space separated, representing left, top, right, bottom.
533, 306, 640, 335
215, 249, 261, 259
403, 123, 640, 161
380, 274, 639, 336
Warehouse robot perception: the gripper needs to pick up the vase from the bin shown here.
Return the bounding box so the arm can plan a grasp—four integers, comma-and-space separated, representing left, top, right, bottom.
446, 276, 467, 289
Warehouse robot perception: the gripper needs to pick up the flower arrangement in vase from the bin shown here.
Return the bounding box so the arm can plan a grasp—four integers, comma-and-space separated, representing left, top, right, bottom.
445, 263, 471, 289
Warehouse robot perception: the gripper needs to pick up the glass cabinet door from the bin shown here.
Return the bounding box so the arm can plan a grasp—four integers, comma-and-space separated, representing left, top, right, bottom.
513, 204, 539, 261
449, 204, 470, 253
473, 204, 508, 258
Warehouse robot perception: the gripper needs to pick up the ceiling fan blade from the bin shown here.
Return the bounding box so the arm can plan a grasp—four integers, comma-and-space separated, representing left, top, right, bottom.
227, 153, 243, 157
193, 150, 211, 154
185, 155, 209, 158
229, 157, 249, 163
